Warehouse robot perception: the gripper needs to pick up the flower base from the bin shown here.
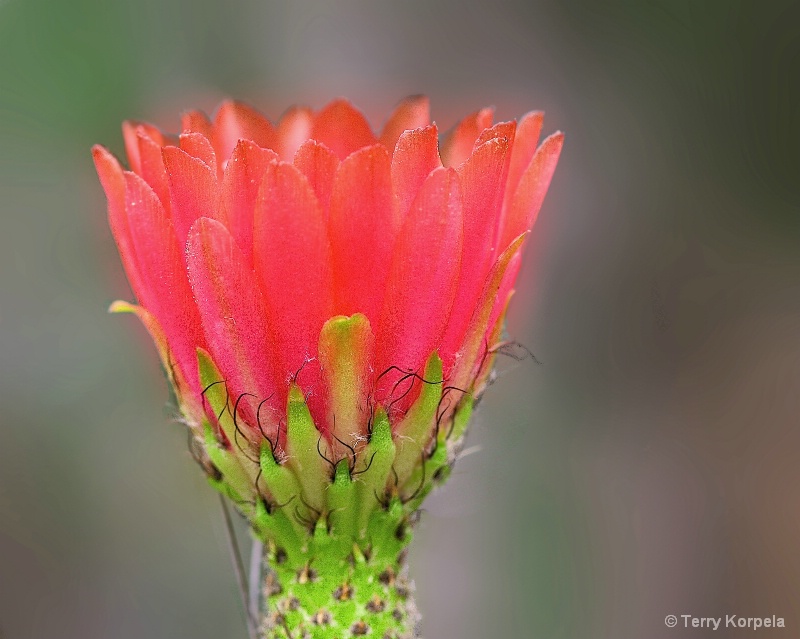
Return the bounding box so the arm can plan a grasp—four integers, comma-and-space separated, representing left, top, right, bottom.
259, 516, 418, 639
193, 336, 472, 639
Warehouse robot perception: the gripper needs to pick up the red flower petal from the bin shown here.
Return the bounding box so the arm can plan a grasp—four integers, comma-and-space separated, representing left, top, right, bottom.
497, 132, 564, 252
293, 140, 340, 220
391, 124, 442, 221
135, 128, 172, 215
311, 99, 377, 161
92, 145, 146, 301
98, 98, 564, 461
451, 233, 528, 392
379, 95, 430, 151
475, 120, 516, 148
123, 171, 205, 392
221, 140, 278, 268
473, 120, 516, 245
254, 162, 334, 393
486, 250, 522, 341
213, 100, 278, 160
475, 256, 518, 393
162, 145, 221, 247
329, 144, 396, 323
375, 167, 463, 404
181, 109, 213, 139
439, 135, 511, 371
440, 107, 494, 167
503, 111, 544, 210
276, 105, 313, 161
122, 120, 165, 174
179, 132, 217, 173
186, 217, 282, 411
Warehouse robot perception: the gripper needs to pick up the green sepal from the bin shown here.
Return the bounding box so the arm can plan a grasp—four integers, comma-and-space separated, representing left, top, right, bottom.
447, 393, 474, 443
251, 496, 302, 553
195, 348, 264, 517
318, 313, 373, 454
197, 346, 227, 416
196, 347, 255, 459
353, 408, 395, 537
206, 474, 245, 509
366, 496, 412, 561
202, 419, 255, 514
259, 441, 302, 505
327, 459, 356, 541
404, 441, 449, 511
392, 352, 443, 486
258, 442, 308, 540
284, 383, 330, 513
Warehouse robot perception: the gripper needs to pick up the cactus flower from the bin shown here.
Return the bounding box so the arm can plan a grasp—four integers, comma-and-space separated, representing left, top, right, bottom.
93, 96, 563, 639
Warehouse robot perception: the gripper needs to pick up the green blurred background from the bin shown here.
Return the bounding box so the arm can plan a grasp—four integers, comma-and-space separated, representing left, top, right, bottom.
1, 1, 798, 637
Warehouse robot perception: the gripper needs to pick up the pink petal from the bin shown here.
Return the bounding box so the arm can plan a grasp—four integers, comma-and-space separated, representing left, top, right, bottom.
293, 140, 340, 220
123, 171, 205, 392
185, 217, 282, 415
310, 99, 377, 161
475, 120, 516, 147
486, 251, 522, 341
122, 120, 165, 173
498, 132, 564, 252
92, 145, 146, 301
440, 107, 494, 167
379, 95, 430, 151
474, 260, 518, 394
451, 233, 528, 391
162, 145, 221, 247
221, 140, 278, 268
439, 135, 511, 371
213, 100, 278, 160
254, 162, 334, 395
503, 111, 544, 209
329, 144, 396, 323
375, 167, 463, 405
181, 109, 214, 139
122, 122, 142, 174
391, 124, 442, 221
135, 129, 172, 215
179, 132, 217, 174
122, 120, 166, 175
473, 121, 518, 249
276, 105, 313, 161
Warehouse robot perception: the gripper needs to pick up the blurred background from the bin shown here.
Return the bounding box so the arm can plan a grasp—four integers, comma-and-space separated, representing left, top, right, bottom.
1, 1, 798, 637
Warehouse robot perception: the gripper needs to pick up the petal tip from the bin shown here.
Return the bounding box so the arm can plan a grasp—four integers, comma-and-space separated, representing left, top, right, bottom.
92, 143, 118, 164
109, 299, 136, 314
